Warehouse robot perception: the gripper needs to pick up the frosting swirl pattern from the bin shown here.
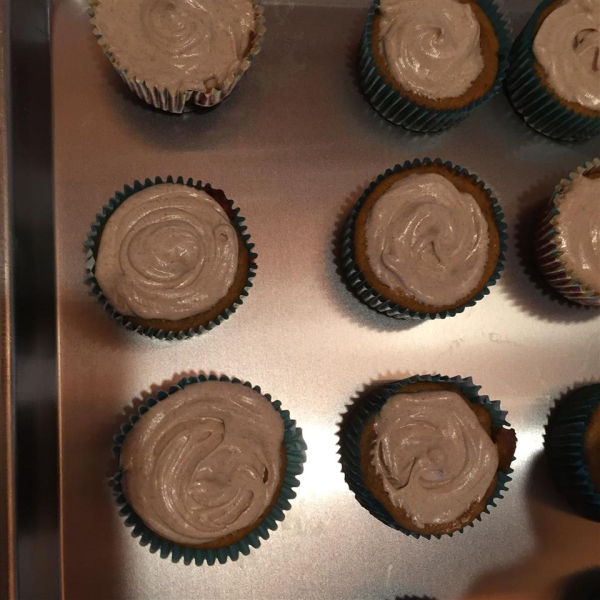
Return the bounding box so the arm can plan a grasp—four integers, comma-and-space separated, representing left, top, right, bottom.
95, 183, 239, 321
121, 381, 284, 546
371, 391, 499, 528
379, 0, 485, 99
365, 173, 490, 307
556, 174, 600, 290
94, 0, 255, 90
533, 0, 600, 110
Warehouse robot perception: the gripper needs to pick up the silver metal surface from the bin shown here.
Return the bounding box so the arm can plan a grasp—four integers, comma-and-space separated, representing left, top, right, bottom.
53, 1, 600, 598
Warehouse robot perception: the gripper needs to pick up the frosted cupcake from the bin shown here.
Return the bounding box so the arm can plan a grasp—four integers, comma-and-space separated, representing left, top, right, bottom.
545, 384, 600, 521
90, 0, 266, 113
534, 159, 600, 306
340, 375, 516, 537
358, 0, 511, 131
85, 177, 256, 339
341, 158, 507, 319
506, 0, 600, 141
113, 376, 306, 563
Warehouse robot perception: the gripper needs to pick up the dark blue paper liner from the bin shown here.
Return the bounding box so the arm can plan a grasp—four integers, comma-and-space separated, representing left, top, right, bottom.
84, 176, 257, 340
111, 374, 307, 565
339, 374, 513, 539
340, 157, 508, 320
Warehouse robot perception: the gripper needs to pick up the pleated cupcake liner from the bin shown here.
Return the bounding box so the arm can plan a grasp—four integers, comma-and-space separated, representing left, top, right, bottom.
357, 0, 512, 132
505, 0, 600, 141
84, 176, 257, 340
339, 374, 513, 539
111, 374, 307, 565
89, 2, 266, 114
533, 158, 600, 306
340, 157, 508, 320
544, 384, 600, 521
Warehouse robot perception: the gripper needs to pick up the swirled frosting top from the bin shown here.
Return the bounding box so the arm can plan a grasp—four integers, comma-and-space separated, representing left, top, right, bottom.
533, 0, 600, 110
379, 0, 485, 99
121, 381, 284, 546
371, 390, 499, 528
92, 0, 256, 90
556, 174, 600, 290
95, 183, 239, 321
365, 173, 490, 307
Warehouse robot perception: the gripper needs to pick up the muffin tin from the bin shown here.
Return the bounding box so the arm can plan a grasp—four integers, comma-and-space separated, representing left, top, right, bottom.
4, 0, 600, 598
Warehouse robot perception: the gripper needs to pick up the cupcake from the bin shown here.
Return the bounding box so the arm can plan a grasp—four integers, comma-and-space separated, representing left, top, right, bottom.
85, 177, 257, 339
358, 0, 511, 132
545, 384, 600, 521
505, 0, 600, 141
340, 375, 516, 537
534, 158, 600, 306
341, 158, 507, 320
113, 376, 306, 564
90, 0, 266, 113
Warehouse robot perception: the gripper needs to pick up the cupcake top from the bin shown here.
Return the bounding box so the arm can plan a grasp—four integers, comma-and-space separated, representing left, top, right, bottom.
555, 172, 600, 291
533, 0, 600, 110
95, 183, 239, 321
120, 381, 284, 546
91, 0, 256, 91
365, 172, 490, 307
378, 0, 485, 99
371, 390, 499, 529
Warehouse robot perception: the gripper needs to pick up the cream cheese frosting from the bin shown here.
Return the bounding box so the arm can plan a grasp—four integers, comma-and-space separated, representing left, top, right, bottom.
378, 0, 485, 99
556, 174, 600, 290
371, 390, 499, 528
95, 183, 239, 321
533, 0, 600, 110
365, 173, 490, 307
121, 381, 284, 546
92, 0, 256, 91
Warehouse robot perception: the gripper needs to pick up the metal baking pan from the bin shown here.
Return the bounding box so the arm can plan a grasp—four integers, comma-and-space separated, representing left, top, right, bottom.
6, 0, 59, 598
6, 0, 600, 598
1, 1, 15, 596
